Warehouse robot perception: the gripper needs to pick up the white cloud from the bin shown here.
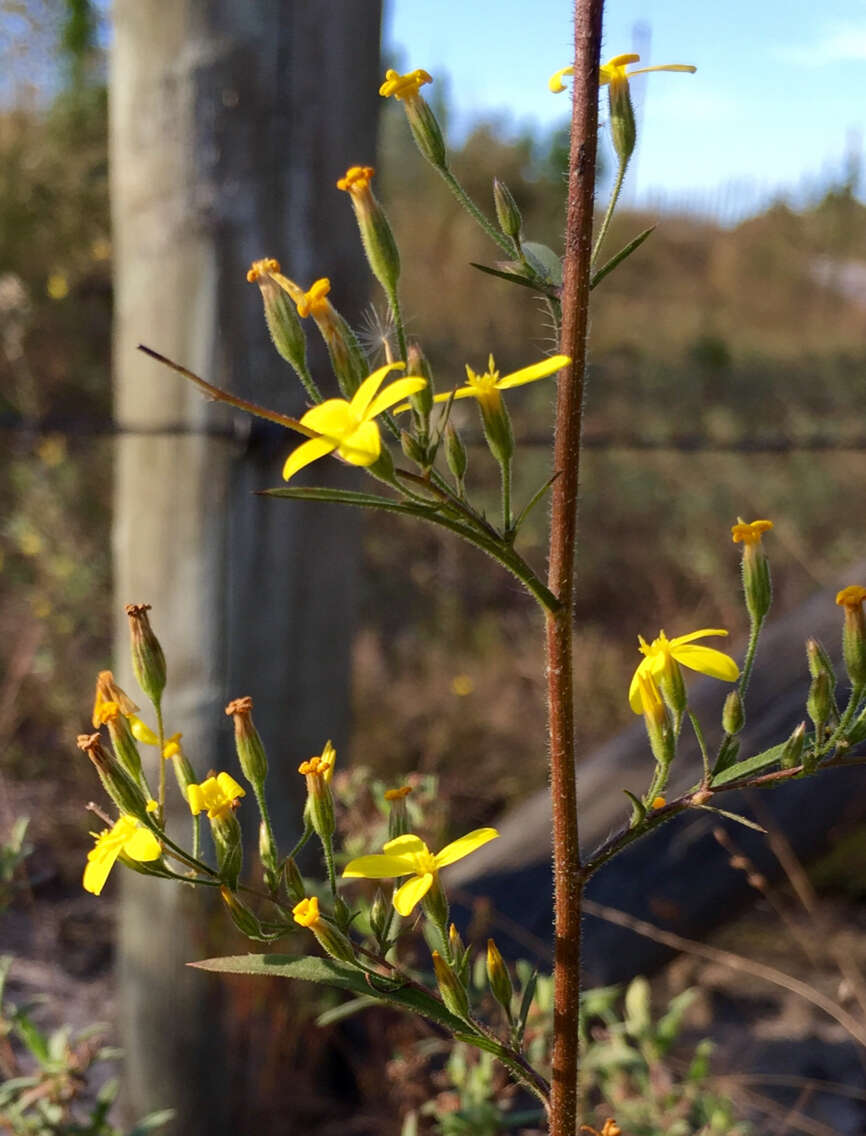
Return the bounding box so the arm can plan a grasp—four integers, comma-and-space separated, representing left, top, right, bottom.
776, 21, 866, 66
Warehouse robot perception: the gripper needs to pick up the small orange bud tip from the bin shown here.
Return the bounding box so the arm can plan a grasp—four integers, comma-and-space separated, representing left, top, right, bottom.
651, 796, 666, 810
836, 585, 866, 609
225, 696, 254, 716
384, 785, 412, 801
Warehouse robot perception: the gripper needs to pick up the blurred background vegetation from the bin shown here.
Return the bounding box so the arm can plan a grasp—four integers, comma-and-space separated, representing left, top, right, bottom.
2, 0, 866, 862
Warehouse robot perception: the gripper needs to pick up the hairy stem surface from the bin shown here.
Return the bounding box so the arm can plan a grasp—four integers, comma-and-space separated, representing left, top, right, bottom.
545, 3, 604, 1133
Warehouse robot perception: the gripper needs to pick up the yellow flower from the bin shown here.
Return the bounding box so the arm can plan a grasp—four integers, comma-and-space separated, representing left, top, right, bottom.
92, 670, 138, 728
397, 354, 569, 417
731, 519, 773, 545
83, 815, 161, 896
343, 828, 499, 917
162, 732, 183, 760
282, 362, 426, 480
549, 52, 695, 94
292, 895, 322, 929
295, 277, 333, 319
628, 628, 739, 714
379, 68, 432, 102
187, 772, 246, 820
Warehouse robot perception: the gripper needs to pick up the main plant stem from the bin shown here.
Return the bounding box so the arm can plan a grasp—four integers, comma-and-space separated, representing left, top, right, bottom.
546, 3, 603, 1134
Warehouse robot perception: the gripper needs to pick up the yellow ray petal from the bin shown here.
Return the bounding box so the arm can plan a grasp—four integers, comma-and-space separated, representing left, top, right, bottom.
496, 355, 570, 390
216, 772, 246, 800
282, 436, 337, 481
628, 664, 648, 713
671, 644, 740, 681
301, 399, 356, 437
83, 850, 117, 896
342, 852, 418, 879
434, 827, 499, 869
627, 64, 696, 78
365, 377, 427, 421
393, 872, 434, 916
548, 66, 573, 93
123, 828, 162, 861
669, 628, 728, 648
383, 834, 428, 856
350, 362, 405, 418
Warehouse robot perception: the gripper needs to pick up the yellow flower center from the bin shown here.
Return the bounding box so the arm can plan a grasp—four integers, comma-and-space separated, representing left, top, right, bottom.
409, 848, 438, 876
336, 165, 375, 195
731, 518, 773, 545
292, 896, 321, 928
379, 68, 432, 102
837, 585, 866, 611
295, 277, 332, 319
95, 700, 120, 725
246, 257, 281, 283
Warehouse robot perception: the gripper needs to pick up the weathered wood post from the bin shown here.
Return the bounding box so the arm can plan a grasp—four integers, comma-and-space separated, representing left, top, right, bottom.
110, 4, 382, 1131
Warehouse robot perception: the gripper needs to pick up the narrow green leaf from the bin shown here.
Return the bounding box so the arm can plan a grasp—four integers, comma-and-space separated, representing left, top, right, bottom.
710, 743, 785, 787
469, 261, 558, 297
693, 804, 767, 833
513, 473, 559, 533
316, 995, 379, 1026
128, 1108, 177, 1135
590, 226, 656, 290
191, 954, 468, 1034
622, 789, 647, 825
261, 486, 436, 516
517, 968, 538, 1043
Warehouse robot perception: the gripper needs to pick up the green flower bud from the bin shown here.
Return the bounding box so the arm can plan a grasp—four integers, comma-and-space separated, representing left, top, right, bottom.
212, 812, 243, 890
370, 888, 393, 946
101, 707, 144, 785
493, 178, 522, 241
432, 950, 469, 1018
77, 733, 151, 822
486, 938, 514, 1017
608, 74, 636, 166
283, 857, 306, 904
807, 672, 832, 734
445, 424, 468, 486
406, 343, 434, 418
225, 696, 268, 789
337, 166, 400, 299
385, 785, 412, 841
220, 886, 265, 940
635, 673, 675, 768
806, 637, 836, 685
246, 258, 308, 376
400, 430, 428, 467
258, 820, 279, 889
722, 691, 745, 736
125, 603, 166, 707
779, 722, 806, 769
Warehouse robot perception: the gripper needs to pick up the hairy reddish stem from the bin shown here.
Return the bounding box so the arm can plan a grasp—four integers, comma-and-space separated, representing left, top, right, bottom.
546, 3, 604, 1134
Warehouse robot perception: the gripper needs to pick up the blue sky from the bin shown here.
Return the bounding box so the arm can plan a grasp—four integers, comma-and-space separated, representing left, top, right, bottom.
385, 0, 866, 218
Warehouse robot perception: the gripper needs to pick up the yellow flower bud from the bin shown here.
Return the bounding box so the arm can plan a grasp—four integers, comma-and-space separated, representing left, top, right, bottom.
225, 696, 269, 788
432, 950, 469, 1018
732, 518, 773, 624
337, 166, 401, 300
836, 586, 866, 688
486, 938, 513, 1016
